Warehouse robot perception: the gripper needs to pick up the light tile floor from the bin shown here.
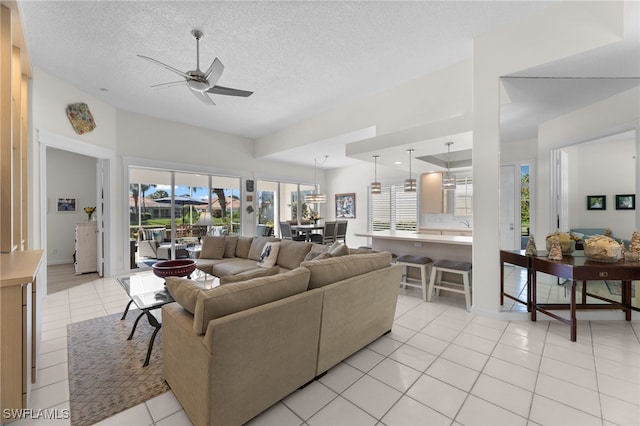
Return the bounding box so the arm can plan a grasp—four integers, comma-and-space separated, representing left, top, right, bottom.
13, 272, 640, 426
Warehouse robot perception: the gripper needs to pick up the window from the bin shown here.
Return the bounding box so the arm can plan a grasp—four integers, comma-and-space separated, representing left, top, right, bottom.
454, 176, 472, 217
368, 184, 417, 231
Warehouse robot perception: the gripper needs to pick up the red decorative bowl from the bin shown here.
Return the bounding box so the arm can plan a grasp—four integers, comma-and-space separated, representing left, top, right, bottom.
152, 259, 196, 279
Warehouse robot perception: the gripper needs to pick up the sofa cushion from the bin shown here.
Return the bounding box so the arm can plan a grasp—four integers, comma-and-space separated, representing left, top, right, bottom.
224, 235, 238, 258
214, 259, 263, 277
235, 236, 254, 259
248, 236, 280, 261
301, 251, 392, 290
219, 266, 280, 284
165, 276, 203, 314
193, 267, 311, 334
200, 236, 226, 260
277, 240, 313, 270
257, 242, 280, 268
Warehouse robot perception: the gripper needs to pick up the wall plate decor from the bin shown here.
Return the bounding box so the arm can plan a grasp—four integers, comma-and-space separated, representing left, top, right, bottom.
245, 180, 254, 192
57, 197, 77, 213
615, 194, 635, 210
246, 205, 254, 214
66, 103, 96, 135
587, 195, 606, 210
335, 193, 356, 218
246, 195, 253, 202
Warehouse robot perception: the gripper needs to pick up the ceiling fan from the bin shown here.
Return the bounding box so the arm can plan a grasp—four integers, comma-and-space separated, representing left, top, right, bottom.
137, 30, 253, 105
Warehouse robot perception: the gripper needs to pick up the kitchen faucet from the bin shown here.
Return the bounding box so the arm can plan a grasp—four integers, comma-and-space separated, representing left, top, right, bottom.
460, 220, 471, 228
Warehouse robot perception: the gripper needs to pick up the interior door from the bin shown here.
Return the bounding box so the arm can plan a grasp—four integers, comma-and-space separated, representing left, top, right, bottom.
500, 165, 518, 250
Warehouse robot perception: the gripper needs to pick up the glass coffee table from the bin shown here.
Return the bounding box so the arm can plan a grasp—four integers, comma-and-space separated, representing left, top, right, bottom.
116, 272, 174, 367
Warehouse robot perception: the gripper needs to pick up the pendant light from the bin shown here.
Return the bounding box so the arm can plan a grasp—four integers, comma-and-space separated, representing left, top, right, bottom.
404, 149, 416, 192
305, 156, 327, 203
371, 155, 382, 195
442, 142, 457, 191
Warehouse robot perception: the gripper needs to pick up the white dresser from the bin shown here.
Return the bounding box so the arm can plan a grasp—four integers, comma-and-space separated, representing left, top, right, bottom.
74, 221, 97, 275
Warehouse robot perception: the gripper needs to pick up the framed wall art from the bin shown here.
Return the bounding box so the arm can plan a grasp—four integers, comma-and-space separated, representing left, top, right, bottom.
586, 195, 606, 210
335, 193, 356, 219
57, 197, 77, 212
615, 194, 635, 210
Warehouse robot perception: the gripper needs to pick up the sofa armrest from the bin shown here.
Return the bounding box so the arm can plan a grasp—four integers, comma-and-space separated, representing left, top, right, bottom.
138, 239, 159, 258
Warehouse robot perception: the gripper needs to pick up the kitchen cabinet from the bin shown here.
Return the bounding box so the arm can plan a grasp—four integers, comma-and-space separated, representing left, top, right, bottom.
75, 221, 97, 275
0, 250, 43, 418
420, 173, 445, 214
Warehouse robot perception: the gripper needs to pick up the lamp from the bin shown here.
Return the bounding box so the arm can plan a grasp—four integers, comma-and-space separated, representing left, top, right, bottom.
442, 141, 457, 191
194, 211, 215, 237
371, 155, 382, 195
304, 156, 327, 204
404, 149, 416, 192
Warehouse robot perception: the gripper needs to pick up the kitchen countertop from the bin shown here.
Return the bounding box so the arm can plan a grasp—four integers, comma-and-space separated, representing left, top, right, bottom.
355, 230, 472, 245
419, 227, 472, 233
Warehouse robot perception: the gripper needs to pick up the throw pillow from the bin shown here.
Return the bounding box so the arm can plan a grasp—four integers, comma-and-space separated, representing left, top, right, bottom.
277, 239, 312, 270
152, 229, 164, 243
235, 236, 254, 258
224, 235, 238, 258
219, 266, 280, 284
248, 236, 280, 261
328, 242, 349, 257
200, 236, 226, 260
257, 242, 280, 268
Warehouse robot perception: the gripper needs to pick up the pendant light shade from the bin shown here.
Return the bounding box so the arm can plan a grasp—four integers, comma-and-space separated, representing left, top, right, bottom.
404, 149, 416, 192
442, 142, 456, 191
371, 155, 382, 195
304, 156, 327, 204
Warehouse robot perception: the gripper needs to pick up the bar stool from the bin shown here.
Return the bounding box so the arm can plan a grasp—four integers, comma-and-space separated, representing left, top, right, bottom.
428, 260, 472, 311
395, 255, 433, 301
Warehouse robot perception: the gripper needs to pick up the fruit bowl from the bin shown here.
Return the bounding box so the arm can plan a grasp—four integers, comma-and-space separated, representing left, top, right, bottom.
152, 259, 196, 279
545, 233, 576, 254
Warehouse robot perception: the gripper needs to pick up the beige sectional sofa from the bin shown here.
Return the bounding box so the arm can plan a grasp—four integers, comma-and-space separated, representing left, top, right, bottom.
162, 246, 402, 426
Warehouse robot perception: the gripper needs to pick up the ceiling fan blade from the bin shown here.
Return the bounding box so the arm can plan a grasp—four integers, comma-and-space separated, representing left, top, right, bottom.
191, 89, 216, 105
137, 55, 191, 79
207, 85, 253, 97
150, 80, 186, 89
204, 58, 224, 86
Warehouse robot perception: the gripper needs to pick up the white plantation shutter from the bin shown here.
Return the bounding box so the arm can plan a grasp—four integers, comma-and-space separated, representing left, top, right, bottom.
368, 184, 417, 231
454, 177, 473, 217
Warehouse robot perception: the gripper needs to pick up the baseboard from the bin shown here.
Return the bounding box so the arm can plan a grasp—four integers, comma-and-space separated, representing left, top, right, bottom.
47, 259, 74, 266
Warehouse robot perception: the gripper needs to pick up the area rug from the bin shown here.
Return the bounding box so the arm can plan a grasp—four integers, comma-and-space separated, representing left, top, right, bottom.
67, 311, 169, 426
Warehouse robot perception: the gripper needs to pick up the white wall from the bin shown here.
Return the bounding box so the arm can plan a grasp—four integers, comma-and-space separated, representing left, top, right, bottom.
472, 1, 627, 316
46, 148, 97, 264
567, 136, 636, 238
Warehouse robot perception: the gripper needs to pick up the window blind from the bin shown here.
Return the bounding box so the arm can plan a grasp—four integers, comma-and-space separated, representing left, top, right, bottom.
368, 184, 417, 231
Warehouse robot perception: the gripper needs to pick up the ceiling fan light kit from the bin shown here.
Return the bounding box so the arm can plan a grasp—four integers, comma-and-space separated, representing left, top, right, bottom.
138, 29, 253, 106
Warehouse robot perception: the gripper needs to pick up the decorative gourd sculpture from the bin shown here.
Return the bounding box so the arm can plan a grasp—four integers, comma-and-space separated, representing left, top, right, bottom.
525, 235, 537, 256
547, 236, 563, 260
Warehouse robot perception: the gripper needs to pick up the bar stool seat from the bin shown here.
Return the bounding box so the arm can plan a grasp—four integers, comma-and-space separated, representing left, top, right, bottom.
395, 255, 433, 301
428, 259, 472, 311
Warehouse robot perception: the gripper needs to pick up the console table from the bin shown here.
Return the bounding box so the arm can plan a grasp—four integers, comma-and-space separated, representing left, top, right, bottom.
0, 250, 44, 419
500, 250, 640, 341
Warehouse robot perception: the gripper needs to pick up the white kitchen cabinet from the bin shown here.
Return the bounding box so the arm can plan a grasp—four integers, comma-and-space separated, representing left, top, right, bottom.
420, 173, 445, 213
74, 221, 97, 275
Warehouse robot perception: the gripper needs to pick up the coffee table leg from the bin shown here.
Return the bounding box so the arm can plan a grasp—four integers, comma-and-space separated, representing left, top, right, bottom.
143, 311, 161, 367
120, 300, 133, 320
127, 310, 146, 340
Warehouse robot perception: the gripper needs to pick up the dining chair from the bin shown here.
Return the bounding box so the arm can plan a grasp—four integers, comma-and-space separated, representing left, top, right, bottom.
322, 221, 337, 245
279, 222, 305, 241
335, 220, 348, 244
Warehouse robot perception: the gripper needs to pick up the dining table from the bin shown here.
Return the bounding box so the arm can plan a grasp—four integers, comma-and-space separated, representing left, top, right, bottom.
291, 223, 324, 241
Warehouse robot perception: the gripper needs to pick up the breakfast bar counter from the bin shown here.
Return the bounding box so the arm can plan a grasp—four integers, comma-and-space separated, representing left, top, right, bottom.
355, 231, 472, 262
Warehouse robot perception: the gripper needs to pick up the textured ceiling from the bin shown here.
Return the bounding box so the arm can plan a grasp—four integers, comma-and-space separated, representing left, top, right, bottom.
19, 0, 551, 141
17, 1, 639, 171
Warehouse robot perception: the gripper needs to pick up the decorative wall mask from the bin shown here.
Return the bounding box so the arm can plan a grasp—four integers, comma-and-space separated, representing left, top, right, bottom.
66, 103, 96, 135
